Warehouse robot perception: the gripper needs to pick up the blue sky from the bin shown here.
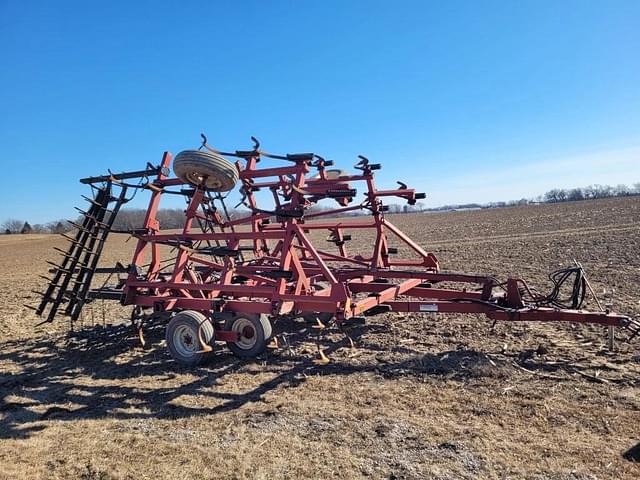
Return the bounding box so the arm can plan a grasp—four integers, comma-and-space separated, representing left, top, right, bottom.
1, 0, 639, 223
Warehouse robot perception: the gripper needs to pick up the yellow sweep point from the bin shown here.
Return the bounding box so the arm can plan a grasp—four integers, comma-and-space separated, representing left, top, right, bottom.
313, 347, 330, 365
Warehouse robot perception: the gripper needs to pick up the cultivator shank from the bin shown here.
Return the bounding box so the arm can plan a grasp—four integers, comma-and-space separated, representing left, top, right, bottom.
33, 136, 638, 364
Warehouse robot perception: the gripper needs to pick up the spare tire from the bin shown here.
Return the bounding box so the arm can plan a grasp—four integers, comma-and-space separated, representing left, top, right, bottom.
173, 150, 239, 192
312, 169, 349, 180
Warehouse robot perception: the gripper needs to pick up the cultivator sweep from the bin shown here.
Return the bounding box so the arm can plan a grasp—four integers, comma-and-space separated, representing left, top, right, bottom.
33, 136, 640, 364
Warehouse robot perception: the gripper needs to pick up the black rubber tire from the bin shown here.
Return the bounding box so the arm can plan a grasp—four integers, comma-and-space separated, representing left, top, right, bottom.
261, 315, 273, 340
173, 150, 239, 192
165, 310, 214, 366
224, 314, 271, 359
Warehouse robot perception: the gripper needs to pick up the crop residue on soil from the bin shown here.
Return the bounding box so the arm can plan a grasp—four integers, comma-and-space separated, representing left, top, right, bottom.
1, 196, 639, 479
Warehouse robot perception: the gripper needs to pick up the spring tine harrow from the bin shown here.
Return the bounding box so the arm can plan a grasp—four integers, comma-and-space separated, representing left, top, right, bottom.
35, 182, 128, 322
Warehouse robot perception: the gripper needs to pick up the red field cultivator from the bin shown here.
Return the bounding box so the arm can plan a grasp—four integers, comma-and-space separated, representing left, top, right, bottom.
33, 136, 640, 365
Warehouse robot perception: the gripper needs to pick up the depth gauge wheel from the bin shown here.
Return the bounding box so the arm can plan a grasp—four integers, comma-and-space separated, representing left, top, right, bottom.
224, 314, 272, 359
173, 150, 239, 192
165, 310, 214, 366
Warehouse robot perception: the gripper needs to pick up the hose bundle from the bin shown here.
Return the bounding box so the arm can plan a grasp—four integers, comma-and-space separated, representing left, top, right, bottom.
534, 267, 587, 309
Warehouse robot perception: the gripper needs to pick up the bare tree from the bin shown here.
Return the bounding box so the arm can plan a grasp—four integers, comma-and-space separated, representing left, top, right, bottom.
544, 189, 561, 203
45, 220, 69, 234
1, 219, 24, 233
544, 182, 639, 204
20, 222, 33, 234
614, 184, 631, 197
567, 188, 584, 201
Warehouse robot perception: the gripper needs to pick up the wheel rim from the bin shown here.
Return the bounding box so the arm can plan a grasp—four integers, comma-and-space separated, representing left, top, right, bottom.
231, 318, 258, 350
185, 171, 223, 190
173, 324, 199, 358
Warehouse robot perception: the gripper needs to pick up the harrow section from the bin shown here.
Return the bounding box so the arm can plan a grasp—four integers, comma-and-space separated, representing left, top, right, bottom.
35, 182, 128, 323
33, 136, 637, 365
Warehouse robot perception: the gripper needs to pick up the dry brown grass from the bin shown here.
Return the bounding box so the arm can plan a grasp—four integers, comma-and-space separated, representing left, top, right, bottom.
1, 197, 639, 479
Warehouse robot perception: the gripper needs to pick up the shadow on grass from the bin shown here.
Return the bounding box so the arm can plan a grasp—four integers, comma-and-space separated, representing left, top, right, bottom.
0, 314, 615, 440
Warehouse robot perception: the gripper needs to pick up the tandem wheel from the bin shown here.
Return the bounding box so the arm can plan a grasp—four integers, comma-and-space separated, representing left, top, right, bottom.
224, 314, 272, 359
165, 310, 214, 366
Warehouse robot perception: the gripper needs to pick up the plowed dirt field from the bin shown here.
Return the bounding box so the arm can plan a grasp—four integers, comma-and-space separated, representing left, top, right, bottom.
1, 197, 639, 479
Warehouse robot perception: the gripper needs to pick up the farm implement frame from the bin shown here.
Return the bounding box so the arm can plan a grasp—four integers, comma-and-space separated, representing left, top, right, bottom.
33, 136, 639, 365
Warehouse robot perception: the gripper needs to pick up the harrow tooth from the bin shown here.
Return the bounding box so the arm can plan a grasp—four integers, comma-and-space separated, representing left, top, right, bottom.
52, 253, 89, 267
81, 194, 102, 207
35, 317, 54, 327
53, 246, 69, 255
73, 210, 111, 228
64, 226, 99, 240
67, 220, 87, 230
47, 260, 88, 271
73, 206, 90, 216
53, 246, 96, 257
60, 233, 86, 246
67, 220, 102, 234
46, 262, 71, 274
81, 195, 115, 211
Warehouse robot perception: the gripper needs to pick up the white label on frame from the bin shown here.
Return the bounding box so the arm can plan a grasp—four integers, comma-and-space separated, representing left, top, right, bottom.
419, 304, 439, 312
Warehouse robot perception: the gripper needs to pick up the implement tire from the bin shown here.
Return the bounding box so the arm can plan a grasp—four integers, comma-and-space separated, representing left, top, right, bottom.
166, 310, 214, 366
173, 150, 239, 192
224, 314, 271, 359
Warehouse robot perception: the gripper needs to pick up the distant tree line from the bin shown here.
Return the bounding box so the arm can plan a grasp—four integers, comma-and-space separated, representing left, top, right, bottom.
423, 181, 640, 212
541, 183, 640, 203
379, 203, 426, 214
2, 219, 69, 235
